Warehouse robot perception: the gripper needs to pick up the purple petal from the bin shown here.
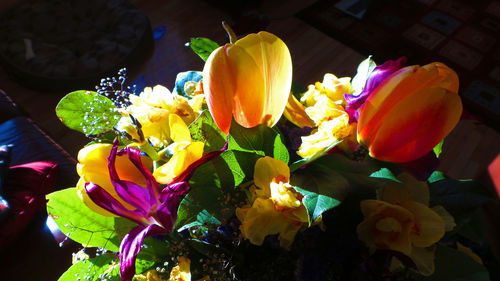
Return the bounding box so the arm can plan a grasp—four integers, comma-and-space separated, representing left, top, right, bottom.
84, 182, 149, 225
119, 147, 161, 209
173, 141, 228, 183
107, 140, 156, 212
344, 57, 407, 123
119, 224, 166, 281
156, 182, 190, 231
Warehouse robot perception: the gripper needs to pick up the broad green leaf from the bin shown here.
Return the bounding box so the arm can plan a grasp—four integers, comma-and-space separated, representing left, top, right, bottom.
173, 71, 203, 97
189, 110, 226, 153
228, 121, 289, 164
294, 185, 340, 223
56, 90, 121, 136
423, 245, 489, 281
292, 162, 349, 223
216, 150, 260, 188
369, 168, 400, 183
428, 171, 446, 183
46, 188, 136, 252
429, 179, 493, 219
350, 56, 376, 95
188, 37, 219, 61
433, 139, 444, 158
178, 209, 221, 232
58, 253, 120, 281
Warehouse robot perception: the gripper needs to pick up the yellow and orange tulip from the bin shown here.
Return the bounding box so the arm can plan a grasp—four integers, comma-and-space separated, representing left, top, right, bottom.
357, 62, 462, 163
202, 31, 293, 134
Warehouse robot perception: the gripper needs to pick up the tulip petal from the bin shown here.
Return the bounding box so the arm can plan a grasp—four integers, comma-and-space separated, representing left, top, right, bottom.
76, 177, 116, 217
119, 224, 166, 281
235, 31, 292, 127
225, 44, 266, 128
153, 142, 205, 185
358, 63, 459, 149
203, 45, 238, 134
366, 87, 462, 162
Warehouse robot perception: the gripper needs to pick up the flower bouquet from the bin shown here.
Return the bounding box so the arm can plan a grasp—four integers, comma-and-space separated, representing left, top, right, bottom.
49, 25, 498, 281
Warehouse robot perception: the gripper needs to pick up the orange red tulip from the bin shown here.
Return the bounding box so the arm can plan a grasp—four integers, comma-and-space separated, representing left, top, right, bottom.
202, 31, 292, 134
357, 62, 462, 163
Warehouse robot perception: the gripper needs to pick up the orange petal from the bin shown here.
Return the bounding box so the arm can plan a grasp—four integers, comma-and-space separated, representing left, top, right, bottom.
235, 31, 292, 127
225, 43, 266, 128
202, 45, 236, 134
367, 87, 462, 162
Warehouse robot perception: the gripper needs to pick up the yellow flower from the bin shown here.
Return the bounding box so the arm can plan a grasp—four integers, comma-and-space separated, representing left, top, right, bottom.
300, 74, 352, 107
167, 256, 192, 281
153, 114, 205, 185
297, 114, 355, 158
236, 157, 308, 249
76, 143, 153, 216
119, 85, 201, 147
135, 270, 166, 281
357, 173, 455, 276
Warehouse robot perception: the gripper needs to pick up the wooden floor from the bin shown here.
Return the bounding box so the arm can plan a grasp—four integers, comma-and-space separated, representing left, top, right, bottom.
0, 0, 499, 190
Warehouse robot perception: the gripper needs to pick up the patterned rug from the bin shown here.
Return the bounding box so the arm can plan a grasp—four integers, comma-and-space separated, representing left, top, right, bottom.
297, 0, 500, 129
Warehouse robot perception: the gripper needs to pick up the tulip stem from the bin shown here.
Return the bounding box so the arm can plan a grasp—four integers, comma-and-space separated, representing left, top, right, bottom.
222, 21, 237, 43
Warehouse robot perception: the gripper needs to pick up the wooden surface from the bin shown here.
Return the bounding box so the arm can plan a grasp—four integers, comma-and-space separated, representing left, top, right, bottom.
0, 0, 499, 189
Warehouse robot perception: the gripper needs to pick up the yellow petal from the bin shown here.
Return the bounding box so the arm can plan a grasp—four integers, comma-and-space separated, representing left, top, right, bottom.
225, 43, 266, 128
169, 114, 191, 143
235, 31, 292, 127
253, 157, 290, 194
283, 92, 315, 128
404, 201, 445, 247
236, 197, 288, 246
409, 245, 437, 276
76, 177, 116, 217
153, 142, 204, 184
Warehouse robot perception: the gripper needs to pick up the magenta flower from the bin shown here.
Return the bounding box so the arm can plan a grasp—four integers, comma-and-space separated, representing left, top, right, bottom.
84, 139, 226, 281
344, 57, 407, 122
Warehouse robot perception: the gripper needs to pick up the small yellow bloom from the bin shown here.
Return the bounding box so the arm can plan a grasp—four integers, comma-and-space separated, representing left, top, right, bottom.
76, 143, 153, 216
357, 173, 454, 276
300, 74, 352, 107
236, 157, 308, 249
168, 256, 191, 281
119, 85, 201, 147
135, 270, 166, 281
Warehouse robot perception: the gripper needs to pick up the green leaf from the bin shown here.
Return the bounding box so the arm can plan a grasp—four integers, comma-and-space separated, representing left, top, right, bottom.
428, 171, 446, 183
228, 121, 289, 164
189, 110, 226, 153
216, 150, 260, 188
434, 139, 444, 158
350, 56, 376, 95
46, 188, 136, 252
294, 185, 341, 223
423, 245, 489, 281
178, 209, 221, 232
188, 37, 219, 61
292, 162, 349, 223
58, 253, 121, 281
429, 179, 494, 219
369, 168, 400, 183
56, 90, 121, 135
